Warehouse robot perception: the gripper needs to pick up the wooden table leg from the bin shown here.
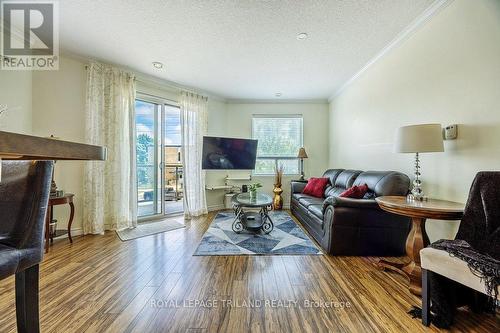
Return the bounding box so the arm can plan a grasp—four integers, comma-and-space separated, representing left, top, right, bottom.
377, 217, 429, 295
404, 217, 428, 295
68, 202, 75, 243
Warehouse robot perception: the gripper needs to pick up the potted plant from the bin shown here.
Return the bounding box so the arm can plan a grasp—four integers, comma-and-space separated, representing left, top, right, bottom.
248, 183, 262, 199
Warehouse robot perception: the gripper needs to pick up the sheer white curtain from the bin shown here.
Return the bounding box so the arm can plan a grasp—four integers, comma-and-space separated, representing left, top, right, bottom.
83, 62, 137, 234
180, 91, 208, 218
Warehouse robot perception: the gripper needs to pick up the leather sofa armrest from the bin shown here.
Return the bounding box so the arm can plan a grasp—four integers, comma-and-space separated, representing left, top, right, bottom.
291, 181, 307, 194
323, 196, 380, 211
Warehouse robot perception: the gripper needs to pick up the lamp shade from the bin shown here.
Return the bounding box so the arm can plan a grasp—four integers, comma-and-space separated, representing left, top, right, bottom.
297, 147, 308, 158
395, 124, 444, 153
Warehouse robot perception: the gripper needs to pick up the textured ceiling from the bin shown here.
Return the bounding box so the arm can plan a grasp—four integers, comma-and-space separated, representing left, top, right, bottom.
58, 0, 435, 99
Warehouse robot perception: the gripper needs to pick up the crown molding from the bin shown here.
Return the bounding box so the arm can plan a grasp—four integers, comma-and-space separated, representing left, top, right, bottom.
328, 0, 454, 102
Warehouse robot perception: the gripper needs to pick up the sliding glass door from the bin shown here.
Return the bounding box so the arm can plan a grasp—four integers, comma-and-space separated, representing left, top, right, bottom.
135, 98, 183, 220
163, 105, 183, 215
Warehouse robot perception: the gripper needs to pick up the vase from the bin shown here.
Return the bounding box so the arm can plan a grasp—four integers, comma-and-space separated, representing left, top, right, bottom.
273, 184, 283, 210
249, 189, 257, 200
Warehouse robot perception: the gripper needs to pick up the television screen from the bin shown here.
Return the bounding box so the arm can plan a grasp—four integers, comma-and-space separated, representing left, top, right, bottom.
202, 136, 258, 170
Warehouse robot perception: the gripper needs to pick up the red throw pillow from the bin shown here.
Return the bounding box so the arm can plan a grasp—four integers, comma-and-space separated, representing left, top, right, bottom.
340, 184, 369, 199
302, 177, 329, 198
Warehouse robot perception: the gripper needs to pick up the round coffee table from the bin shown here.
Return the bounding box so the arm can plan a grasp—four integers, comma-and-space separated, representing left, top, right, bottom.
375, 196, 464, 295
231, 193, 274, 234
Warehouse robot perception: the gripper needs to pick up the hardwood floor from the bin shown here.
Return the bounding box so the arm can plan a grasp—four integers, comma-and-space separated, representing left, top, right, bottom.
0, 211, 497, 332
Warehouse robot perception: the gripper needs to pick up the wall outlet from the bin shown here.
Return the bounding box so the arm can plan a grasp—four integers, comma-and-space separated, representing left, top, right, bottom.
444, 124, 458, 140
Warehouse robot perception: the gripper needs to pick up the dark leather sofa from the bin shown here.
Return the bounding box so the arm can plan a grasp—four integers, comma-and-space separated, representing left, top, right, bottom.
291, 169, 411, 255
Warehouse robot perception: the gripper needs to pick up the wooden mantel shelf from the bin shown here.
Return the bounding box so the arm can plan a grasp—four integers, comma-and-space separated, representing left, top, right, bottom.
0, 131, 106, 161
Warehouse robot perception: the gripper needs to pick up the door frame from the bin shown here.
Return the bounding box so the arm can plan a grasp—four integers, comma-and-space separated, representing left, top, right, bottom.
136, 93, 182, 223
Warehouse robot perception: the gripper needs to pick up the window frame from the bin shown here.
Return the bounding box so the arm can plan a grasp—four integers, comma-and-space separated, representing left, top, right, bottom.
251, 114, 304, 176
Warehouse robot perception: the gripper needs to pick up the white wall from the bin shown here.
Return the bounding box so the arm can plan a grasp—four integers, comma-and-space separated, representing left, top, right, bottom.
205, 99, 228, 209
0, 71, 32, 134
205, 102, 330, 209
328, 0, 500, 242
32, 56, 87, 233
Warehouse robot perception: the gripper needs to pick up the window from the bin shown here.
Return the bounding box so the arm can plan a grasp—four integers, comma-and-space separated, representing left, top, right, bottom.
252, 115, 303, 175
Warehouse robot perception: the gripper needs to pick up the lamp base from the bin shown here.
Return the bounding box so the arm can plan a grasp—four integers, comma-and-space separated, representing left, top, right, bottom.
409, 152, 425, 201
299, 158, 305, 180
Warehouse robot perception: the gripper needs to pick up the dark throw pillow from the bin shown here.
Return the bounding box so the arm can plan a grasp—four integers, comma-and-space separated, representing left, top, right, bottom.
302, 177, 329, 198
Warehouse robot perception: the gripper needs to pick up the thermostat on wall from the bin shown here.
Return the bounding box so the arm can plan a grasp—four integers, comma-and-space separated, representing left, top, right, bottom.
444, 124, 458, 140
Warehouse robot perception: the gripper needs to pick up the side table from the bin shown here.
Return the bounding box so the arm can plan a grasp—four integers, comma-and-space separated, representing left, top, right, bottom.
45, 193, 75, 253
375, 196, 464, 295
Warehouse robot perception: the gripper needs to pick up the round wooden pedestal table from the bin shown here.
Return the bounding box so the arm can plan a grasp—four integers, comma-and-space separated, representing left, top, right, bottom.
375, 196, 464, 295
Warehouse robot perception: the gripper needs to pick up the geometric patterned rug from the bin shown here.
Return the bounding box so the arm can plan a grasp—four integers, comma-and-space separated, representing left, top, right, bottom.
193, 210, 321, 255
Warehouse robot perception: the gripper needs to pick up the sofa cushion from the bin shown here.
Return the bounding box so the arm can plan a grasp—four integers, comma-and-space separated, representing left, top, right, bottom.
308, 204, 323, 220
324, 187, 345, 198
302, 177, 329, 198
323, 170, 362, 197
334, 170, 362, 188
322, 169, 344, 197
322, 169, 344, 186
298, 196, 324, 208
353, 171, 410, 197
292, 193, 310, 201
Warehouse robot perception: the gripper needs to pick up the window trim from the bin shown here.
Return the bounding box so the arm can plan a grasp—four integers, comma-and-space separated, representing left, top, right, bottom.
251, 115, 303, 175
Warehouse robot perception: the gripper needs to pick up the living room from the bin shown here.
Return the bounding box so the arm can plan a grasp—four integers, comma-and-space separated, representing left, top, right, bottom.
0, 0, 498, 332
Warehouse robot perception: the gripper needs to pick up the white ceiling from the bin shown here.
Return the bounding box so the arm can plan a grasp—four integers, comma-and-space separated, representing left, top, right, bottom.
58, 0, 436, 100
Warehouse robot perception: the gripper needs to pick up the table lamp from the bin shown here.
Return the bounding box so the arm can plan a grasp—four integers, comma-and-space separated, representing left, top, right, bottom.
297, 147, 308, 180
395, 124, 444, 201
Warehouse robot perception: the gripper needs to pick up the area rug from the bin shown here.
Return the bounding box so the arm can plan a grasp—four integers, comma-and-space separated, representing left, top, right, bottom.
116, 218, 184, 241
194, 211, 321, 255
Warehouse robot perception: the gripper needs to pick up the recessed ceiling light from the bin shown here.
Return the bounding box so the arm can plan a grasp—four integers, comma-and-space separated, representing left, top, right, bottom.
152, 61, 163, 69
296, 32, 308, 40
275, 92, 282, 97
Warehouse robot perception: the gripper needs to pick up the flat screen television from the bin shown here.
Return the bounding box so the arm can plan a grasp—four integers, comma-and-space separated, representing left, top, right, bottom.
202, 136, 258, 170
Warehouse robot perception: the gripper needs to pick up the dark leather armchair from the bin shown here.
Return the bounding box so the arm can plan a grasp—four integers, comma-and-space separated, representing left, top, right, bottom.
420, 171, 500, 327
0, 161, 53, 333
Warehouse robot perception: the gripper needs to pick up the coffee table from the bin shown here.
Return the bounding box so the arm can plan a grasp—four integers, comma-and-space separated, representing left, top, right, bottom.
231, 193, 274, 234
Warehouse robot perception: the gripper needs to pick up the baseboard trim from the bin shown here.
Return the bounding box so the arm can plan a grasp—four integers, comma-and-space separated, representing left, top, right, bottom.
53, 228, 83, 240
